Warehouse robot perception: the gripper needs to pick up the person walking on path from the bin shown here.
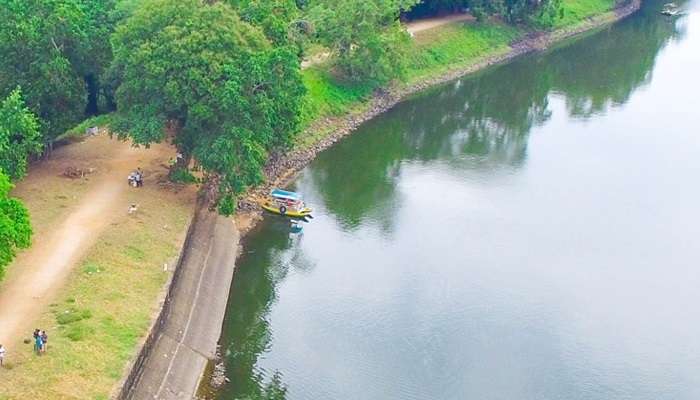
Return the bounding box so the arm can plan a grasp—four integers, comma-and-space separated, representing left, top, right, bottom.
0, 344, 6, 366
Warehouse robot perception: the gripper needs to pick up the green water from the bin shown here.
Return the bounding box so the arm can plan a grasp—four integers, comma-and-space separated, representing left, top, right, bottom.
215, 2, 700, 399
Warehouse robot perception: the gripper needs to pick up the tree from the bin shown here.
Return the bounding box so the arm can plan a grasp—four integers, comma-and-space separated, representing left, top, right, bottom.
309, 0, 418, 84
0, 88, 43, 181
0, 171, 32, 279
111, 0, 305, 214
0, 0, 120, 144
231, 0, 302, 45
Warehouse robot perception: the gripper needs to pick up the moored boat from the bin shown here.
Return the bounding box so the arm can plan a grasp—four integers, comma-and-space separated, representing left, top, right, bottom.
661, 3, 681, 15
260, 189, 313, 218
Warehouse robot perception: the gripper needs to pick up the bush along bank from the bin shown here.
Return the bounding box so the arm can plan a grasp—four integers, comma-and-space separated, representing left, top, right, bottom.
236, 0, 642, 215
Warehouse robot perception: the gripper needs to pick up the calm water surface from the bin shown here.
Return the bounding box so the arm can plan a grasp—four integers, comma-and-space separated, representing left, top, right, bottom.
215, 1, 700, 398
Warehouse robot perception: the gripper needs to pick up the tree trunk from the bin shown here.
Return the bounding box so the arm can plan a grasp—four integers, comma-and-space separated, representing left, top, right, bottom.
168, 149, 192, 178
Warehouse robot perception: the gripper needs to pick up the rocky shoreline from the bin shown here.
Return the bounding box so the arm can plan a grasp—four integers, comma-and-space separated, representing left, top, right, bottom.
236, 0, 641, 223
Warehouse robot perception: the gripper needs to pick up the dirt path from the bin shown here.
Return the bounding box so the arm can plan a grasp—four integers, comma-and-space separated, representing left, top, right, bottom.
406, 13, 475, 34
300, 14, 474, 70
0, 135, 175, 347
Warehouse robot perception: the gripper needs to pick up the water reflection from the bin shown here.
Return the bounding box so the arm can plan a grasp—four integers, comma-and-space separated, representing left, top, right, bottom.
310, 1, 684, 230
217, 220, 313, 399
551, 1, 685, 117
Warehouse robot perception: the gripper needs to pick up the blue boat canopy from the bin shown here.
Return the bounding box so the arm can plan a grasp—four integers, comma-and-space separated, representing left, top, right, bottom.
270, 189, 302, 201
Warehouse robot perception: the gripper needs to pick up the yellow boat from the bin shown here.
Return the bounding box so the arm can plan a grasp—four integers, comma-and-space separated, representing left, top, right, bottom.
260, 189, 313, 218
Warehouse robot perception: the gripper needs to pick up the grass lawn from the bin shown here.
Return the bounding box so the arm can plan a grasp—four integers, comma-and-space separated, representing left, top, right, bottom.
300, 67, 375, 127
0, 136, 196, 400
405, 20, 521, 83
554, 0, 618, 28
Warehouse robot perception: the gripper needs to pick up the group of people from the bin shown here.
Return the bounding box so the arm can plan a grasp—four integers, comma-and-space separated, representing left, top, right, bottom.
33, 329, 48, 354
127, 167, 144, 187
0, 329, 50, 367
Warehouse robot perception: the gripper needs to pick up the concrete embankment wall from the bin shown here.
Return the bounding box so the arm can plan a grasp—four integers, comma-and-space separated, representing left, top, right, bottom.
117, 203, 239, 400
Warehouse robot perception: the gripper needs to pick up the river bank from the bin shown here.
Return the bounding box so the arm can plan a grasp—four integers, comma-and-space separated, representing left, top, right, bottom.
236, 0, 641, 230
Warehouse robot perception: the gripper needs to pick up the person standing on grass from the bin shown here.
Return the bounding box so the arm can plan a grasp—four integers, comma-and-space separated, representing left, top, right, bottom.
33, 329, 40, 353
0, 344, 6, 366
34, 331, 43, 355
41, 330, 48, 353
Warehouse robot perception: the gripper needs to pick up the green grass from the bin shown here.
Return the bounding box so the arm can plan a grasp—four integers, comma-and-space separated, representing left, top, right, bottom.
300, 68, 375, 126
554, 0, 617, 28
406, 21, 522, 82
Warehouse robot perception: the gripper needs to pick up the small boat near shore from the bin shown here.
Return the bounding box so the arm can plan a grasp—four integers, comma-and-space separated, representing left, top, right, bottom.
661, 3, 681, 15
260, 189, 313, 218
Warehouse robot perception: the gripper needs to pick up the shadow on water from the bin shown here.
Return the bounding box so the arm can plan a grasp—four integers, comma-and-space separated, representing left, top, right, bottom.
213, 2, 687, 398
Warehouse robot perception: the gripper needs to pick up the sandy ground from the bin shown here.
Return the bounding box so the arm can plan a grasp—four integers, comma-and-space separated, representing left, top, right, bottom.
300, 14, 474, 70
406, 13, 475, 34
0, 134, 177, 347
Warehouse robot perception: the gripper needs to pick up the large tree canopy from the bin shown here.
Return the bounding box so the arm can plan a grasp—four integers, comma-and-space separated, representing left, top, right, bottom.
0, 88, 42, 181
231, 0, 302, 45
0, 171, 32, 279
0, 0, 119, 143
309, 0, 418, 84
111, 0, 305, 214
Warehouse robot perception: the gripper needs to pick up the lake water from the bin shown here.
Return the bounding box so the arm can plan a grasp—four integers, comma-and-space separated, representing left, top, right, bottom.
214, 1, 700, 398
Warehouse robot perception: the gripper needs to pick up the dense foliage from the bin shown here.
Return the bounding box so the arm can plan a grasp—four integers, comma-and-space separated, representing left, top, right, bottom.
0, 88, 43, 181
231, 0, 302, 45
405, 0, 563, 26
0, 0, 120, 145
0, 171, 32, 279
110, 0, 305, 213
309, 0, 418, 84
